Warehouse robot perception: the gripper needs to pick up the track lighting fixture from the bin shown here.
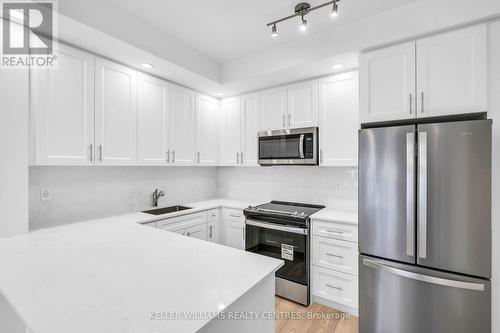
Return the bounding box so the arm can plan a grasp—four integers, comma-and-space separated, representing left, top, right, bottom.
267, 1, 340, 37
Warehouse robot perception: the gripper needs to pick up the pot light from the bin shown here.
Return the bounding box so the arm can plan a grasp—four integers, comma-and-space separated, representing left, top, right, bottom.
299, 15, 308, 32
141, 63, 154, 69
331, 63, 344, 70
271, 24, 278, 38
216, 93, 224, 97
330, 2, 339, 17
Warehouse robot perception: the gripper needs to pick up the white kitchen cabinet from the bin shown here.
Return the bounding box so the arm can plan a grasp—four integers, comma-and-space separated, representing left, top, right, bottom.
95, 57, 138, 165
195, 94, 219, 166
31, 44, 95, 165
260, 86, 287, 131
137, 74, 170, 165
170, 84, 196, 165
313, 236, 358, 276
360, 42, 416, 123
207, 209, 220, 243
312, 266, 358, 309
184, 223, 208, 240
319, 72, 359, 166
240, 93, 260, 166
225, 220, 245, 250
220, 97, 241, 166
360, 24, 487, 124
416, 25, 487, 117
287, 79, 319, 128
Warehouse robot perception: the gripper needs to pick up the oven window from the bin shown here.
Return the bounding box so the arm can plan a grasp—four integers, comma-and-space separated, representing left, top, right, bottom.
259, 134, 301, 160
246, 224, 307, 285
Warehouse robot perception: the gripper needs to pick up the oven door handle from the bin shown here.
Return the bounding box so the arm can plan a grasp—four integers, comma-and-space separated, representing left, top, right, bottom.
245, 219, 308, 235
299, 134, 305, 159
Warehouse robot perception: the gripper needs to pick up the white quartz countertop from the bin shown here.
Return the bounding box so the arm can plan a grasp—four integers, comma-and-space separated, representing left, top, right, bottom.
310, 209, 358, 224
0, 200, 282, 333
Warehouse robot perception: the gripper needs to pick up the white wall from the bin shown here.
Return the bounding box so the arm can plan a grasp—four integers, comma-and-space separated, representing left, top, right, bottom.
0, 66, 29, 238
216, 167, 358, 211
488, 19, 500, 333
29, 167, 218, 229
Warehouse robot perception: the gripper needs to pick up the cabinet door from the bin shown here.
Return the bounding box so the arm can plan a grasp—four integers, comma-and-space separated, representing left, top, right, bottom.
137, 74, 170, 165
185, 223, 208, 241
195, 94, 219, 166
260, 87, 287, 131
225, 221, 245, 250
95, 58, 138, 165
416, 25, 487, 118
219, 97, 241, 166
207, 221, 218, 243
319, 72, 359, 166
360, 42, 416, 123
170, 84, 195, 165
240, 93, 260, 166
287, 79, 319, 128
32, 44, 94, 165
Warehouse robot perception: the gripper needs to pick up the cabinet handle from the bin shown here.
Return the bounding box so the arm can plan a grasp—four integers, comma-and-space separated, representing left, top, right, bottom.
282, 114, 285, 128
320, 149, 324, 164
243, 227, 245, 240
420, 92, 424, 114
187, 231, 191, 237
230, 214, 241, 218
326, 253, 344, 259
236, 152, 240, 164
89, 144, 93, 162
288, 113, 291, 127
326, 284, 343, 291
240, 152, 244, 164
98, 145, 103, 162
209, 225, 213, 238
325, 229, 344, 235
409, 94, 413, 115
172, 150, 176, 163
166, 150, 170, 163
197, 152, 200, 163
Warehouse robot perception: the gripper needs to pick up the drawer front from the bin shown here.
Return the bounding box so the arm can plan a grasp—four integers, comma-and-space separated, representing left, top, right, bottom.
157, 212, 207, 230
184, 223, 208, 241
313, 220, 358, 242
313, 266, 358, 308
207, 209, 219, 222
313, 237, 358, 275
225, 208, 244, 223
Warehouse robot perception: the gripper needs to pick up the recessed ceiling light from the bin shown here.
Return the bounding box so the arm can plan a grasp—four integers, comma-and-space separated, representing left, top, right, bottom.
141, 63, 154, 69
216, 93, 224, 97
331, 63, 344, 70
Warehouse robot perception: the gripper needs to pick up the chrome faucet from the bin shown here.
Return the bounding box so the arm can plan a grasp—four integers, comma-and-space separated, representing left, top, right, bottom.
152, 189, 165, 207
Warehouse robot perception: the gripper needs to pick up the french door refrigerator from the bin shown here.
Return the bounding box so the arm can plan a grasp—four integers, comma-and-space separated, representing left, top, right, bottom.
359, 120, 492, 333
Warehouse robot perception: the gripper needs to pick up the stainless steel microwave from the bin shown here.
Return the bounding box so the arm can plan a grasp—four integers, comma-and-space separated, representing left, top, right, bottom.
258, 127, 318, 166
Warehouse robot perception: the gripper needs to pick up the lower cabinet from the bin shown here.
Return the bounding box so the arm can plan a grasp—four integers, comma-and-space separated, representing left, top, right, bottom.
224, 208, 245, 250
207, 209, 220, 243
311, 218, 359, 315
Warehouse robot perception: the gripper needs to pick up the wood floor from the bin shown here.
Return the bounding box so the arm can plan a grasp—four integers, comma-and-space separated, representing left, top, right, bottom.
275, 297, 358, 333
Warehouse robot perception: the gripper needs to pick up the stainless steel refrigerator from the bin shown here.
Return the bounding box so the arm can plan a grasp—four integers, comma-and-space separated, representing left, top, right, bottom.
358, 120, 492, 333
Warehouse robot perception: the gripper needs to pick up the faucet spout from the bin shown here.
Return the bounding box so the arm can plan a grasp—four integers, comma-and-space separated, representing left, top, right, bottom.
152, 189, 165, 207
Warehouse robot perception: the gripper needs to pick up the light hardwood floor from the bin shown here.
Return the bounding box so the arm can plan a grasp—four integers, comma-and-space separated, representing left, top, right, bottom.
275, 297, 358, 333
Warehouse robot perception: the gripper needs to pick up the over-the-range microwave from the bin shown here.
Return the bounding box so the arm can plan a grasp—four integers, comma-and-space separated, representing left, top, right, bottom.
258, 127, 319, 166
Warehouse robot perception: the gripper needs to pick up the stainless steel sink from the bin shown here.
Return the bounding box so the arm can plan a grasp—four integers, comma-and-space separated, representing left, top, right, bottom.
142, 205, 192, 215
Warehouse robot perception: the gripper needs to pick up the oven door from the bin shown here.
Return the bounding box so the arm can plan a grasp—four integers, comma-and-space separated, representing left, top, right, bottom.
258, 127, 318, 165
245, 219, 309, 286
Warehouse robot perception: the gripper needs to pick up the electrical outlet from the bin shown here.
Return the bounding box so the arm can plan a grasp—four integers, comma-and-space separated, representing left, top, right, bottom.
40, 188, 52, 201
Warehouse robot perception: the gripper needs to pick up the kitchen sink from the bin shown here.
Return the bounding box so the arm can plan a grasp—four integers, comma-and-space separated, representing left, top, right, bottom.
142, 205, 192, 215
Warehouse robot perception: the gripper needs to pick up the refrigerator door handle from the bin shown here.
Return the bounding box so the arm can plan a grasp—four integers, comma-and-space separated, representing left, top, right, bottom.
362, 258, 485, 291
406, 133, 415, 257
418, 131, 428, 259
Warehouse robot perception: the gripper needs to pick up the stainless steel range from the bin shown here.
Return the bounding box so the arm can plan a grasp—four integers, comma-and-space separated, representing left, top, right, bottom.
244, 201, 324, 305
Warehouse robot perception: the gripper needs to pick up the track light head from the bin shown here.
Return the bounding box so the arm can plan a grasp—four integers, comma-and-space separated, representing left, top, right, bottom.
271, 24, 278, 37
330, 1, 339, 17
299, 15, 307, 32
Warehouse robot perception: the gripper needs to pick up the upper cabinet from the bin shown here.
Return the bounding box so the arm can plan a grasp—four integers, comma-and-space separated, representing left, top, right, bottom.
287, 79, 319, 129
170, 84, 196, 166
416, 25, 487, 118
95, 57, 138, 165
360, 42, 416, 123
360, 24, 487, 124
319, 71, 359, 166
31, 44, 95, 166
219, 97, 241, 166
259, 86, 287, 131
195, 94, 219, 166
240, 93, 260, 166
137, 74, 170, 166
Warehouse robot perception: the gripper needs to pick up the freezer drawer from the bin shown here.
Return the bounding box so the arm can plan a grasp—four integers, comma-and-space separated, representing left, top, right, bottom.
359, 255, 491, 333
417, 120, 492, 278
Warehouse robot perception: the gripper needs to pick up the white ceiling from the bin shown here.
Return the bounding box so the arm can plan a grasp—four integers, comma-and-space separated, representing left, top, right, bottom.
59, 0, 416, 64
